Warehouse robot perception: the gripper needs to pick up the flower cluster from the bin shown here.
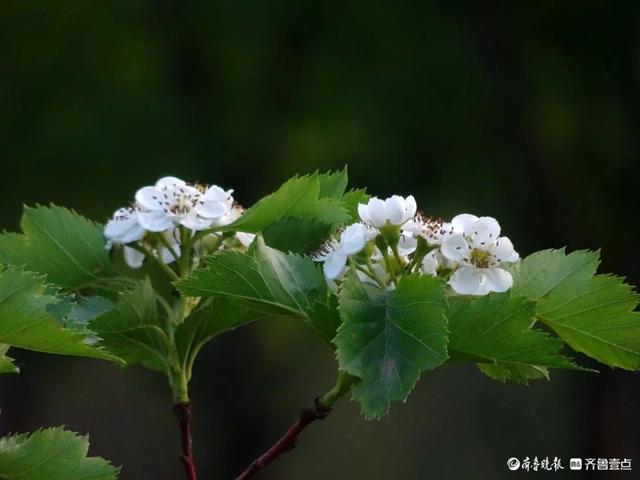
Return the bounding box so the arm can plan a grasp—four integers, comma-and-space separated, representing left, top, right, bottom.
313, 195, 519, 295
104, 176, 254, 268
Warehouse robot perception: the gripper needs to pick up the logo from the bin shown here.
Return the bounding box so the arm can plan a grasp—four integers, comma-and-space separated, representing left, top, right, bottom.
507, 458, 521, 471
507, 456, 632, 472
570, 458, 582, 470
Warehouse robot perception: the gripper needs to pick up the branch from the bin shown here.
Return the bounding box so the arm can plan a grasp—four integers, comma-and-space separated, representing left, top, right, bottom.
234, 399, 330, 480
234, 371, 354, 480
174, 402, 197, 480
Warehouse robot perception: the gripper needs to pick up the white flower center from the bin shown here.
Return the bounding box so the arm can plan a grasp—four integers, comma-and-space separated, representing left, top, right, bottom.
157, 185, 201, 216
469, 248, 491, 268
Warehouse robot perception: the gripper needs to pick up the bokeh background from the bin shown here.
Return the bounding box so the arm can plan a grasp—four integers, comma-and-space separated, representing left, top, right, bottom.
2, 1, 640, 479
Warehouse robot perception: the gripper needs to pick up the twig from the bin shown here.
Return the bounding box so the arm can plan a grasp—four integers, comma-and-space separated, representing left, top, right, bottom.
234, 399, 330, 480
174, 402, 197, 480
234, 371, 354, 480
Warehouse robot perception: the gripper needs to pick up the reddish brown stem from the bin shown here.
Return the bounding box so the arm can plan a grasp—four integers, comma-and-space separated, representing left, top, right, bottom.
173, 402, 197, 480
234, 399, 331, 480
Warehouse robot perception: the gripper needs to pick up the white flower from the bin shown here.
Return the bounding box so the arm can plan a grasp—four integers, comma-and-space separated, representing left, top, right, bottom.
403, 215, 454, 246
358, 195, 417, 228
342, 222, 376, 253
441, 214, 519, 295
104, 207, 145, 245
104, 207, 146, 269
135, 176, 234, 232
198, 185, 235, 225
313, 238, 344, 280
105, 176, 247, 271
313, 223, 372, 280
104, 207, 144, 269
424, 221, 454, 246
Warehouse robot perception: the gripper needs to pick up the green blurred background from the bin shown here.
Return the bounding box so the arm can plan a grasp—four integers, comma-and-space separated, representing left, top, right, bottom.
1, 1, 640, 478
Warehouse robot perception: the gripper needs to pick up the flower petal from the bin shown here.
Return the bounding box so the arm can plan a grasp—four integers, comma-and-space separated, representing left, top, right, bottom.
211, 213, 236, 227
159, 244, 180, 264
236, 232, 256, 247
323, 252, 348, 280
119, 223, 145, 244
474, 277, 491, 296
403, 195, 417, 222
482, 268, 513, 293
357, 203, 371, 223
202, 185, 232, 203
367, 198, 388, 227
135, 187, 164, 211
384, 196, 406, 225
104, 212, 144, 243
402, 218, 424, 237
180, 214, 212, 231
440, 233, 469, 261
492, 236, 519, 263
421, 250, 440, 276
470, 216, 501, 248
451, 214, 478, 234
123, 246, 145, 269
197, 200, 228, 219
448, 266, 482, 295
137, 210, 174, 232
363, 224, 379, 240
156, 176, 186, 188
340, 223, 367, 255
397, 234, 417, 256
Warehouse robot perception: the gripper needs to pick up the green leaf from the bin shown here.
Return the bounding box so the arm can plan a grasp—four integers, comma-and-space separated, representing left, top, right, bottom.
221, 171, 350, 235
67, 296, 115, 331
0, 427, 119, 480
478, 363, 550, 384
226, 174, 317, 233
0, 205, 114, 289
177, 236, 327, 319
48, 294, 114, 344
317, 166, 348, 198
335, 274, 448, 419
0, 344, 18, 374
262, 217, 334, 254
221, 170, 355, 253
261, 189, 358, 254
510, 249, 599, 301
512, 249, 640, 370
90, 279, 172, 372
0, 233, 28, 266
174, 299, 257, 376
0, 267, 113, 361
447, 293, 582, 384
306, 296, 342, 346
